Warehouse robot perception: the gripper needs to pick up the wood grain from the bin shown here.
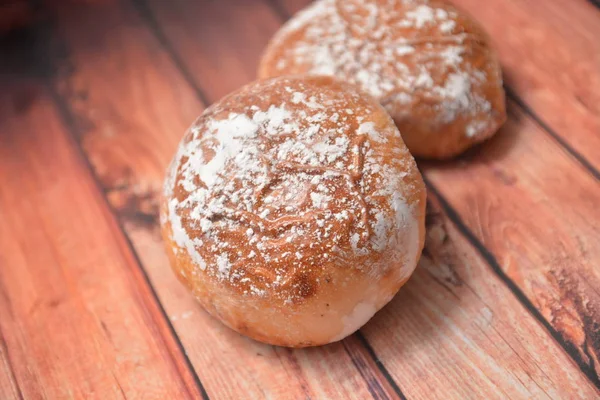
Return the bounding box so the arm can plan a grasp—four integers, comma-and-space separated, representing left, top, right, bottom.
0, 83, 201, 398
55, 0, 599, 397
0, 334, 20, 400
423, 101, 600, 384
360, 196, 599, 399
449, 0, 600, 172
272, 0, 600, 172
137, 0, 282, 101
43, 0, 395, 398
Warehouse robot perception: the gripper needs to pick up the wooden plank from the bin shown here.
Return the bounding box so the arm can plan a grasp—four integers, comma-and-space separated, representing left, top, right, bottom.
0, 84, 200, 398
272, 0, 600, 172
45, 0, 392, 398
448, 0, 600, 171
359, 195, 600, 399
0, 334, 20, 400
423, 101, 600, 385
136, 0, 282, 101
116, 0, 600, 397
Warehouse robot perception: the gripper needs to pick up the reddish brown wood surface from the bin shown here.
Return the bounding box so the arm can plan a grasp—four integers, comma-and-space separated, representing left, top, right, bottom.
0, 84, 202, 398
423, 100, 600, 381
449, 0, 600, 171
0, 0, 598, 398
0, 336, 20, 400
362, 198, 598, 399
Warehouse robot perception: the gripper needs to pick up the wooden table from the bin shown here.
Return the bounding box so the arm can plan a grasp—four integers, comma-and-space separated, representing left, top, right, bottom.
0, 0, 598, 398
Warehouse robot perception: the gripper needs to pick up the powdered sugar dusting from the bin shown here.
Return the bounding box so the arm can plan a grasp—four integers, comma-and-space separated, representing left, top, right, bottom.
266, 0, 496, 139
405, 5, 436, 28
163, 77, 421, 303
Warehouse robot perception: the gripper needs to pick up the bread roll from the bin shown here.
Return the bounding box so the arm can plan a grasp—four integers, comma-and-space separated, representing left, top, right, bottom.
258, 0, 506, 159
161, 76, 426, 347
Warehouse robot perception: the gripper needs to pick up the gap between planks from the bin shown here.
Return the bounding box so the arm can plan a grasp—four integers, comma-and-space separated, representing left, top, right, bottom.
51, 87, 209, 400
29, 5, 211, 399
50, 88, 211, 400
504, 87, 600, 182
0, 2, 208, 397
0, 82, 202, 398
424, 179, 600, 389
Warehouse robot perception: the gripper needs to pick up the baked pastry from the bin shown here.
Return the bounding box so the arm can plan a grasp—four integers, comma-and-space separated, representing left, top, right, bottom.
258, 0, 506, 159
161, 76, 426, 347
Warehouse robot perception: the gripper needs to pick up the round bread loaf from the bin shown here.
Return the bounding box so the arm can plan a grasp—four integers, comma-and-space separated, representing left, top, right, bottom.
161, 76, 426, 347
258, 0, 506, 159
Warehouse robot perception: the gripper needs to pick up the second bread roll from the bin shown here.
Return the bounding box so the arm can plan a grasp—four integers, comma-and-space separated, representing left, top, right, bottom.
259, 0, 506, 159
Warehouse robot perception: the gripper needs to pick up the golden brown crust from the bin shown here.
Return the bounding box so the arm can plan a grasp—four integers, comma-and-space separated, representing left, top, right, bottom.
258, 0, 507, 159
161, 76, 426, 346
